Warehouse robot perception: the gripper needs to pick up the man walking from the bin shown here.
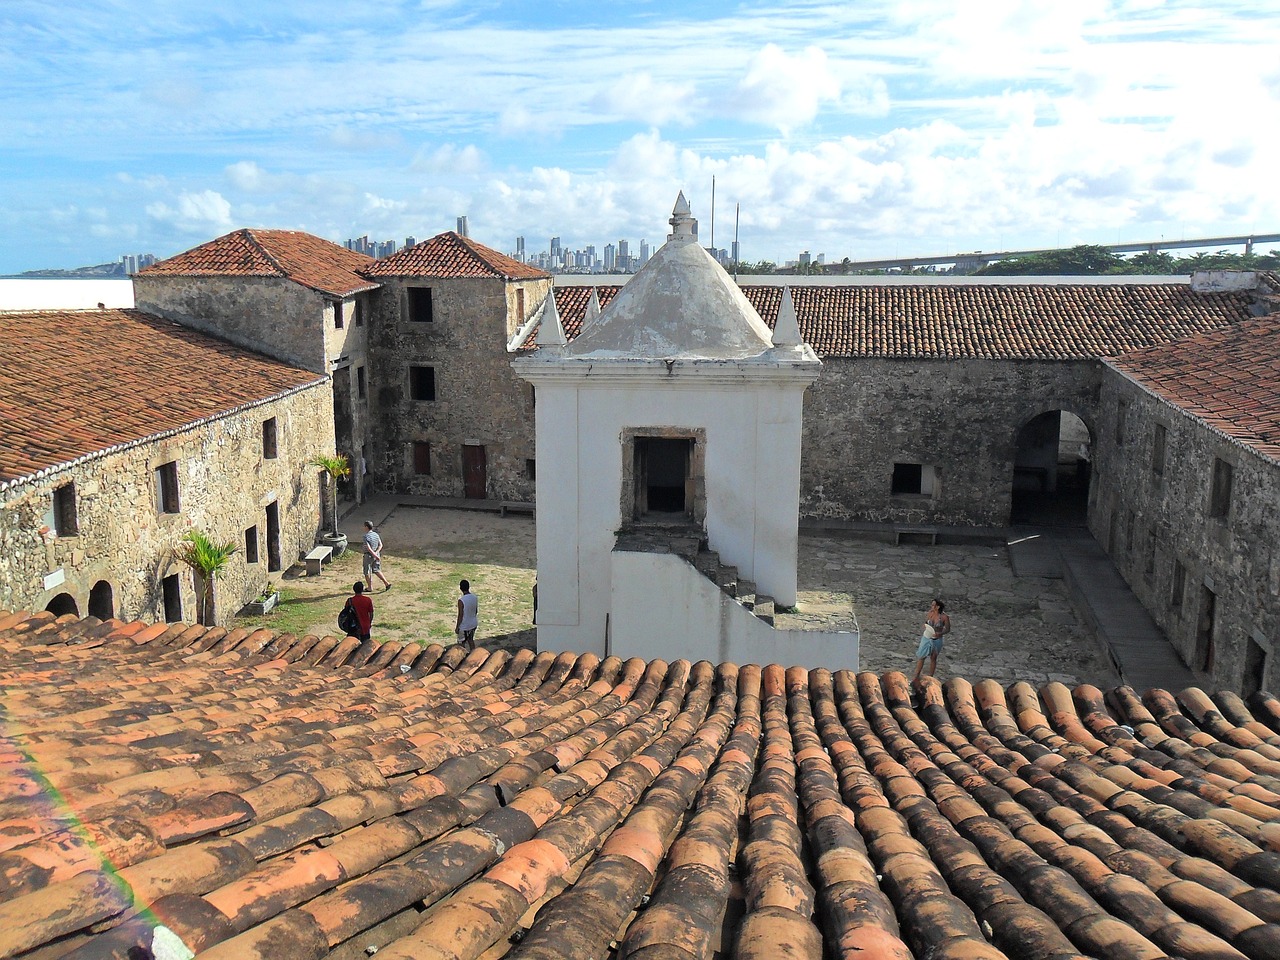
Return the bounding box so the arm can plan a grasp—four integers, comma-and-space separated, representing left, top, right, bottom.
347, 581, 374, 642
455, 579, 479, 652
362, 520, 391, 592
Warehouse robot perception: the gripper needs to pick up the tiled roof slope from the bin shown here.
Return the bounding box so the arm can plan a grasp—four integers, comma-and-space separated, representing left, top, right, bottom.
363, 231, 550, 280
0, 309, 325, 483
138, 229, 377, 298
542, 282, 1255, 359
1108, 315, 1280, 462
5, 610, 1280, 959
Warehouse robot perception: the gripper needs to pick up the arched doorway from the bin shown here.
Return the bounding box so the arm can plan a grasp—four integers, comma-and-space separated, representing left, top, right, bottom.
45, 593, 79, 617
88, 581, 114, 620
1011, 410, 1092, 525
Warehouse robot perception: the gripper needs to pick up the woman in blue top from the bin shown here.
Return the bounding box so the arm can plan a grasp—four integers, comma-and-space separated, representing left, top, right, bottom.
911, 598, 951, 687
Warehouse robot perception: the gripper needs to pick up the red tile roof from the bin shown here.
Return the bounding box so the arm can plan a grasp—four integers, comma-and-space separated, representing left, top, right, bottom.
363, 231, 550, 280
0, 309, 326, 483
138, 229, 377, 298
542, 282, 1255, 359
4, 609, 1280, 959
1108, 315, 1280, 461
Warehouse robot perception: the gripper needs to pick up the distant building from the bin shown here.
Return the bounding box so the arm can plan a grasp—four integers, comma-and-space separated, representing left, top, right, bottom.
456, 216, 469, 238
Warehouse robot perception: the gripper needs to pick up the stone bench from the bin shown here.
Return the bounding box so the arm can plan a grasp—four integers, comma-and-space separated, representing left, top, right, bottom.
304, 545, 333, 576
500, 501, 535, 518
894, 524, 939, 546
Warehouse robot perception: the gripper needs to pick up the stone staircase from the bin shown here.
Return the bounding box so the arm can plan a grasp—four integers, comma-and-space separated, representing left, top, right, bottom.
614, 526, 775, 626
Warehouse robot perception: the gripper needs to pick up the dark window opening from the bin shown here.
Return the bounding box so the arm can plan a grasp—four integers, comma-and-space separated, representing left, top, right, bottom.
262, 417, 278, 459
413, 441, 432, 475
526, 458, 536, 481
162, 574, 183, 623
53, 482, 78, 536
891, 462, 924, 495
410, 366, 436, 401
1196, 586, 1216, 672
1152, 424, 1166, 478
1171, 560, 1186, 611
408, 287, 433, 323
516, 288, 525, 319
245, 525, 260, 564
334, 301, 345, 329
1209, 457, 1233, 519
265, 501, 282, 573
88, 581, 114, 620
156, 461, 180, 514
46, 592, 79, 617
1144, 531, 1156, 582
355, 297, 365, 327
1115, 401, 1127, 444
1124, 509, 1136, 555
1243, 637, 1269, 699
635, 438, 692, 516
356, 365, 366, 399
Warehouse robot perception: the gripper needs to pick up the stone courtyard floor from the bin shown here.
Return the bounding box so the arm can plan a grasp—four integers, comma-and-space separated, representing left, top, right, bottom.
239, 501, 1118, 688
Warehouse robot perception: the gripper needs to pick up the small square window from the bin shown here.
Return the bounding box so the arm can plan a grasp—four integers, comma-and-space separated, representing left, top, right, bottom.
891, 462, 937, 497
1209, 457, 1233, 519
357, 366, 367, 399
408, 287, 433, 323
413, 441, 432, 475
1152, 424, 1166, 478
409, 366, 436, 401
53, 482, 78, 536
262, 417, 278, 460
244, 525, 260, 564
334, 301, 345, 329
156, 461, 180, 514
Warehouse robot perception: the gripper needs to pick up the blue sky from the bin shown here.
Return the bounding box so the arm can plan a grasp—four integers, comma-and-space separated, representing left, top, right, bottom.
2, 0, 1278, 272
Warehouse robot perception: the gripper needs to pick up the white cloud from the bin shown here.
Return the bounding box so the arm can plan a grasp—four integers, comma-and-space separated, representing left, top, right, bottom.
146, 190, 233, 233
594, 73, 696, 126
729, 44, 841, 131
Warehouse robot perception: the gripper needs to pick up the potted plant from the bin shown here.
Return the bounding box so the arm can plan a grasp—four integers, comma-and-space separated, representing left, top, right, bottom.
245, 580, 279, 616
310, 453, 351, 555
173, 530, 238, 626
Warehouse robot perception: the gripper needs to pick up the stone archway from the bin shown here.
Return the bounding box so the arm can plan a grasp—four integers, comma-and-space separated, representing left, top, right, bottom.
45, 593, 79, 617
89, 580, 114, 620
1011, 410, 1092, 525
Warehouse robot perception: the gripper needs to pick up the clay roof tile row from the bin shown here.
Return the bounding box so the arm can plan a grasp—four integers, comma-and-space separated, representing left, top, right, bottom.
3, 609, 1280, 958
362, 232, 550, 281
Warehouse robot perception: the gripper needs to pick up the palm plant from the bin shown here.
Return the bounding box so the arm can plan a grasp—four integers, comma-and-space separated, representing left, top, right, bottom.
173, 530, 238, 626
310, 453, 351, 535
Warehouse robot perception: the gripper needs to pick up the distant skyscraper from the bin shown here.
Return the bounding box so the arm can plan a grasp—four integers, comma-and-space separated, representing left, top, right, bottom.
550, 236, 561, 259
405, 236, 416, 249
639, 240, 651, 264
730, 240, 740, 264
456, 216, 468, 237
799, 251, 811, 267
516, 236, 525, 261
604, 243, 616, 272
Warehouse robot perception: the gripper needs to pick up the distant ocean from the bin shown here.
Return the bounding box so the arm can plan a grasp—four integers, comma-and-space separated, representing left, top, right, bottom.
0, 278, 134, 310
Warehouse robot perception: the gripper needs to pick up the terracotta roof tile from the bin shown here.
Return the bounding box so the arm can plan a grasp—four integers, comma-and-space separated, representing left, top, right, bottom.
0, 309, 326, 483
4, 610, 1280, 958
362, 231, 550, 280
540, 282, 1255, 360
1108, 314, 1280, 461
138, 229, 377, 298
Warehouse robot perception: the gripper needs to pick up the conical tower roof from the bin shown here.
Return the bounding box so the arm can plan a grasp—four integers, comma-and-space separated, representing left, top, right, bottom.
564, 195, 776, 360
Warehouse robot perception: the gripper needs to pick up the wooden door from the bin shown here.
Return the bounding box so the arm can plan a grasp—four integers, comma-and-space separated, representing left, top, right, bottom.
463, 444, 487, 500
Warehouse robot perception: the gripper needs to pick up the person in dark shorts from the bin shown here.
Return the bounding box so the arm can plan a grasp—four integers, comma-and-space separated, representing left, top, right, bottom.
348, 581, 374, 642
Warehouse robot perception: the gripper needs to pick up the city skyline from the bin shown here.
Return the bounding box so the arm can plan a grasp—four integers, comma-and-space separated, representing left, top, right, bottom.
3, 1, 1279, 274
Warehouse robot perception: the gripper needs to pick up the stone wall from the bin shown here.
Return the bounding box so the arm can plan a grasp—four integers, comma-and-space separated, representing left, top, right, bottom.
367, 276, 551, 501
0, 383, 333, 626
1089, 367, 1280, 694
799, 358, 1101, 526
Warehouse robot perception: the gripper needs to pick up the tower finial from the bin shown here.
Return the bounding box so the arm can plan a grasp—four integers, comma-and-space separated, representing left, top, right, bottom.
667, 191, 698, 244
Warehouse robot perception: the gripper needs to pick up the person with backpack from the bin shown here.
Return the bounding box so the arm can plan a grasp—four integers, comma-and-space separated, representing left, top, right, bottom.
341, 581, 374, 641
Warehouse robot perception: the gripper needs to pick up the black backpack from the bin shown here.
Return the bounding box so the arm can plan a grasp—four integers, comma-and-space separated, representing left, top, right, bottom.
338, 599, 359, 636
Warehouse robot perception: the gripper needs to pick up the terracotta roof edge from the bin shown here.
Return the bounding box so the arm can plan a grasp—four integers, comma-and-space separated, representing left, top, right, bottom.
0, 375, 330, 492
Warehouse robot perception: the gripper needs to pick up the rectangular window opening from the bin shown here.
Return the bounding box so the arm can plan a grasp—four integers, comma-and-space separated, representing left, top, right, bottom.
356, 365, 367, 399
334, 300, 345, 329
1171, 560, 1186, 611
635, 437, 693, 518
162, 573, 183, 623
1196, 585, 1216, 672
1152, 424, 1167, 478
262, 417, 278, 460
408, 287, 433, 323
526, 458, 536, 481
1209, 457, 1233, 519
409, 365, 436, 401
244, 526, 260, 564
354, 297, 365, 327
413, 441, 432, 475
891, 462, 938, 497
1116, 401, 1128, 444
155, 461, 180, 514
53, 482, 78, 536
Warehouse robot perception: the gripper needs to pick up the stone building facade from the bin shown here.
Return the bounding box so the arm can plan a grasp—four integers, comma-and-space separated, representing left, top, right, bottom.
135, 230, 379, 503
0, 308, 332, 626
1089, 315, 1280, 694
362, 233, 552, 501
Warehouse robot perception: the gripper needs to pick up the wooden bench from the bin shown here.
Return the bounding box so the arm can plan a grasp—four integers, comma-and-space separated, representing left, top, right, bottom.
500, 501, 535, 518
304, 545, 333, 576
894, 524, 939, 546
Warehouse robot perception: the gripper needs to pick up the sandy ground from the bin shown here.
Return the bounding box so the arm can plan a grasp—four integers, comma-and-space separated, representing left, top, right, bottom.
239, 504, 1116, 685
